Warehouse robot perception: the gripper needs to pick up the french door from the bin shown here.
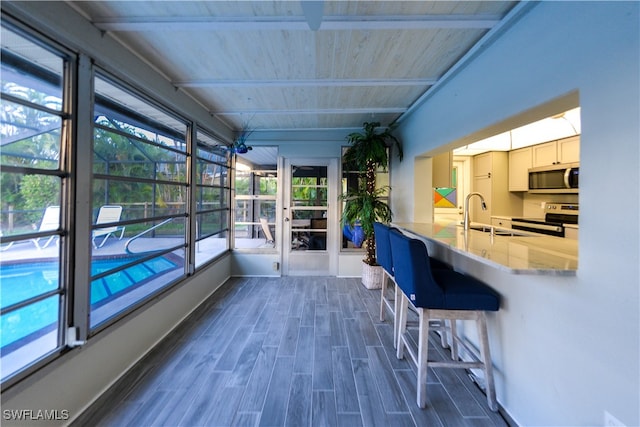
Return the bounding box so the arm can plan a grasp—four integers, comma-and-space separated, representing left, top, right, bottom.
282, 158, 338, 276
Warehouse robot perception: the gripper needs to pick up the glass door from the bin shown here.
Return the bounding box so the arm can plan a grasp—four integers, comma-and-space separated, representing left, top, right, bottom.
283, 158, 337, 276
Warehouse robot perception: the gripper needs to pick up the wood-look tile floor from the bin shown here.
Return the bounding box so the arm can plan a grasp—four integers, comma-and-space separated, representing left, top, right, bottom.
72, 277, 509, 427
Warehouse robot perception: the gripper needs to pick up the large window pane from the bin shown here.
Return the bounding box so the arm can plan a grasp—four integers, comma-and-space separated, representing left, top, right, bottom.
195, 211, 228, 266
195, 128, 230, 265
93, 179, 187, 219
0, 27, 63, 109
290, 166, 327, 251
341, 147, 390, 250
0, 102, 61, 169
0, 295, 61, 380
91, 73, 188, 330
93, 126, 187, 181
90, 251, 184, 328
0, 23, 67, 384
234, 148, 278, 250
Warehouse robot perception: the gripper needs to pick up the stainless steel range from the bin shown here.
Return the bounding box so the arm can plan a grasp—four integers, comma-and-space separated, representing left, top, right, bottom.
511, 203, 579, 237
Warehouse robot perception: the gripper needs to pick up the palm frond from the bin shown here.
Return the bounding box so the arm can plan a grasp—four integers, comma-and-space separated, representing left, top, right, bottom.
341, 121, 403, 265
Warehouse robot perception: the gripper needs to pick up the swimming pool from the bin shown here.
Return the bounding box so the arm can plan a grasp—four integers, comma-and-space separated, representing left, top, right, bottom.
0, 255, 180, 349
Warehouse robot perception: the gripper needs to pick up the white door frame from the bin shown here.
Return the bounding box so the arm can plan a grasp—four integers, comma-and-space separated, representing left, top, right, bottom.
281, 157, 338, 276
434, 158, 468, 220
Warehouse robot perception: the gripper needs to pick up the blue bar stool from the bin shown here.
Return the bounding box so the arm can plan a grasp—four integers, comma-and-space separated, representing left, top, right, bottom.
388, 228, 500, 411
374, 222, 452, 349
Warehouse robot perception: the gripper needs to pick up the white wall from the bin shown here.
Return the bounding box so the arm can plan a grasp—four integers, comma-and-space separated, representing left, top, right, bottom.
393, 2, 639, 426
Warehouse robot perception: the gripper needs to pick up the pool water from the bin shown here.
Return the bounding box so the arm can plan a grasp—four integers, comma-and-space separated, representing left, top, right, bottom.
1, 255, 179, 349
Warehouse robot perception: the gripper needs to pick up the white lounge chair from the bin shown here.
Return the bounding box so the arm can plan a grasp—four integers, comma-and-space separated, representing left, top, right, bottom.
0, 231, 14, 251
32, 206, 60, 249
92, 205, 126, 248
259, 217, 275, 247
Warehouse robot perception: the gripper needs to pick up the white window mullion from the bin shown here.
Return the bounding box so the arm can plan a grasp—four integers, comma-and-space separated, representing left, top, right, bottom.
186, 124, 197, 275
69, 53, 94, 344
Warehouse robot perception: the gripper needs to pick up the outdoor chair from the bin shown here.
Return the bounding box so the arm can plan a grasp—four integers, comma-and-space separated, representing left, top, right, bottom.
32, 206, 61, 250
259, 217, 275, 248
0, 231, 14, 251
92, 205, 126, 249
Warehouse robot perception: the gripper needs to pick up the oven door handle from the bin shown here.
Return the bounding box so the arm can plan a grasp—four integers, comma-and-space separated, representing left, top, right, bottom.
512, 221, 563, 232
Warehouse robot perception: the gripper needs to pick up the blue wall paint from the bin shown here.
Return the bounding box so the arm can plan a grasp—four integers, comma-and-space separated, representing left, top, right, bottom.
394, 2, 639, 425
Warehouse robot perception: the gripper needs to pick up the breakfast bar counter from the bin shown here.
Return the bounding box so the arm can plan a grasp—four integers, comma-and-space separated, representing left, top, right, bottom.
393, 220, 578, 276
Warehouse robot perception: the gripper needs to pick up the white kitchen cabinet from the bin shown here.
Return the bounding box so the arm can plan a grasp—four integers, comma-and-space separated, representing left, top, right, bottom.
557, 136, 580, 163
532, 141, 557, 166
472, 152, 521, 224
532, 136, 580, 167
508, 146, 532, 191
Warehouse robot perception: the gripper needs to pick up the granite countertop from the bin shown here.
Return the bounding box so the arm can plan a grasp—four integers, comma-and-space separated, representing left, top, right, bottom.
393, 220, 578, 276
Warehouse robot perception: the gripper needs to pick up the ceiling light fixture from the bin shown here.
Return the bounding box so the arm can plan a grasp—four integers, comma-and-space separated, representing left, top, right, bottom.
551, 111, 578, 135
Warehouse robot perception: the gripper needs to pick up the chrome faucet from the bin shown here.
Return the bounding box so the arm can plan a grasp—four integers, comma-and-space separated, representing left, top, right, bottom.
464, 192, 487, 231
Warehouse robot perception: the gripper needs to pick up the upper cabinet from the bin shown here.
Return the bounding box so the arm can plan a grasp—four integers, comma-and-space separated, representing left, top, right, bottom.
472, 152, 521, 223
557, 136, 580, 164
508, 147, 532, 191
532, 136, 580, 167
510, 136, 580, 191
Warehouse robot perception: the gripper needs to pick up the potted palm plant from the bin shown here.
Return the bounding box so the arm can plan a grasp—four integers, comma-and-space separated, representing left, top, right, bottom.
340, 121, 403, 289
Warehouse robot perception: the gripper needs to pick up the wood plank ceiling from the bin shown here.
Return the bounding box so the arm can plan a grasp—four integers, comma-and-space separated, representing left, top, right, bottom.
70, 1, 519, 134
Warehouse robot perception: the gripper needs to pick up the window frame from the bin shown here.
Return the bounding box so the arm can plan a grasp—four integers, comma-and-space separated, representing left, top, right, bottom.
194, 126, 232, 266
0, 15, 234, 389
88, 69, 191, 334
0, 16, 76, 389
233, 150, 278, 251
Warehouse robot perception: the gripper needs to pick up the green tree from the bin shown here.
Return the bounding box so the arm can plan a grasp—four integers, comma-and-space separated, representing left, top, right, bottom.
20, 174, 60, 224
341, 122, 403, 265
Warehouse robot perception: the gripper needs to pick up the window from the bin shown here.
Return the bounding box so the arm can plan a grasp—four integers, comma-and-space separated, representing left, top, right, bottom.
340, 147, 390, 250
0, 15, 234, 388
0, 23, 70, 384
90, 74, 189, 330
195, 129, 230, 265
290, 166, 328, 251
234, 147, 278, 249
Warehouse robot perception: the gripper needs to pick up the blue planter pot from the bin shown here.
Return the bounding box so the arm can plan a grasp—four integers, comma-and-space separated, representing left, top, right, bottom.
351, 224, 365, 248
342, 222, 365, 248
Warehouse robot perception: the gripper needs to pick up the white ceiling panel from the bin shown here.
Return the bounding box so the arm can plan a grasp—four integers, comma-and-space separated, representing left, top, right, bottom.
70, 0, 521, 133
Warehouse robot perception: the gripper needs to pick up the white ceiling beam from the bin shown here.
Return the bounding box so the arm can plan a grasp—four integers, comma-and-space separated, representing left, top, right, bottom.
214, 107, 407, 116
93, 14, 502, 32
174, 78, 436, 88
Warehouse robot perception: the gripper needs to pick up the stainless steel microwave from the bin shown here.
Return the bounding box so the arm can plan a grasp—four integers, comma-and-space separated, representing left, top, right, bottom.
528, 163, 579, 193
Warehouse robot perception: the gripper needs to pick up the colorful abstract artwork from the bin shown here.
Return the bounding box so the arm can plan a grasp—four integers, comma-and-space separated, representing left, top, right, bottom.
434, 188, 457, 208
434, 167, 458, 208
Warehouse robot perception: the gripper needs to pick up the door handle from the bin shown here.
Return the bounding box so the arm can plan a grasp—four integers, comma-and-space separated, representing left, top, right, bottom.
284, 217, 290, 222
